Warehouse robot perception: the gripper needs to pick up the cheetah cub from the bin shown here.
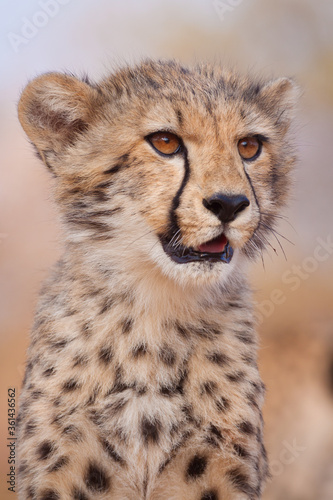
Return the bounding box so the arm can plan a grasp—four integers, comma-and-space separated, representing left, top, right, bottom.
17, 60, 298, 500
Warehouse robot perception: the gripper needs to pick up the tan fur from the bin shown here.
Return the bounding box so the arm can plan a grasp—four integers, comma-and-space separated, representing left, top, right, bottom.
16, 60, 298, 500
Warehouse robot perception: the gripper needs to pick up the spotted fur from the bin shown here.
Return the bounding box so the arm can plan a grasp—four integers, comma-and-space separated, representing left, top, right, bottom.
17, 60, 299, 499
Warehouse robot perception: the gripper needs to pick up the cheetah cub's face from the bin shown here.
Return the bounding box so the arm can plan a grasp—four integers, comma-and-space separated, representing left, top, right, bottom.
18, 61, 298, 285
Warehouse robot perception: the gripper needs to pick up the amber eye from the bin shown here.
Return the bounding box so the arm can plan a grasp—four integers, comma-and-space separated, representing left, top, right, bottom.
237, 136, 261, 161
147, 131, 182, 156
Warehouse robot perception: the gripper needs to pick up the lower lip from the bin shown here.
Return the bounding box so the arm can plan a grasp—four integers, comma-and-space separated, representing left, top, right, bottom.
163, 240, 234, 264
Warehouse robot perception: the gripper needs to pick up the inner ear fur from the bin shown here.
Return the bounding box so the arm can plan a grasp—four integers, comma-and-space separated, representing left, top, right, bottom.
259, 77, 300, 130
18, 72, 103, 156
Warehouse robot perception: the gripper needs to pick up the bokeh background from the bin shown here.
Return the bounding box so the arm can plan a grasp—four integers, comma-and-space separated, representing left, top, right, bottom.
1, 0, 333, 498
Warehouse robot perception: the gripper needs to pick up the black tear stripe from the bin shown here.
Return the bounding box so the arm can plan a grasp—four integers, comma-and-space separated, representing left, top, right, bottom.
244, 169, 260, 213
166, 147, 191, 240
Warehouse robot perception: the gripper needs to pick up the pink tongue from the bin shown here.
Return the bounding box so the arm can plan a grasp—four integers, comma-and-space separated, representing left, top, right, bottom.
198, 234, 227, 254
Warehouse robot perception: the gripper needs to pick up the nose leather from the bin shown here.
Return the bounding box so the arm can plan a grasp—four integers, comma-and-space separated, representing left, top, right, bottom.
203, 193, 250, 223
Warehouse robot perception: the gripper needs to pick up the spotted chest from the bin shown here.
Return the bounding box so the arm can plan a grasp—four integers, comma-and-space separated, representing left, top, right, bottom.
17, 277, 264, 499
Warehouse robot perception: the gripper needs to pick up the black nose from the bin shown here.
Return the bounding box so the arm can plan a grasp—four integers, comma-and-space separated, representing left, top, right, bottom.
203, 193, 250, 223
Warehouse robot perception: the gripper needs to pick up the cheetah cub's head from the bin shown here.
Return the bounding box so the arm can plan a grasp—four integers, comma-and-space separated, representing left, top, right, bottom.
18, 61, 299, 286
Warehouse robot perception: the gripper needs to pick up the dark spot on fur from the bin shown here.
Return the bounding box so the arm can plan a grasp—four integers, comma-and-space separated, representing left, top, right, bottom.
186, 454, 208, 480
86, 385, 100, 406
227, 301, 242, 309
192, 321, 222, 338
209, 423, 224, 441
53, 397, 61, 407
238, 420, 256, 435
22, 361, 33, 386
37, 440, 54, 461
85, 462, 110, 492
180, 66, 190, 75
121, 317, 133, 334
141, 416, 161, 444
43, 367, 55, 377
99, 345, 113, 364
233, 443, 251, 459
246, 392, 259, 409
228, 467, 255, 496
146, 76, 161, 89
201, 381, 217, 396
101, 438, 125, 465
242, 353, 257, 366
65, 213, 112, 234
175, 321, 189, 338
250, 380, 265, 394
182, 403, 201, 427
102, 155, 129, 175
31, 389, 44, 400
206, 351, 230, 366
105, 396, 128, 415
18, 461, 28, 476
136, 385, 147, 395
50, 339, 68, 350
51, 413, 63, 426
107, 367, 132, 394
62, 379, 80, 392
103, 164, 122, 175
72, 487, 89, 500
201, 490, 219, 500
62, 308, 77, 317
243, 82, 262, 101
48, 455, 69, 472
261, 441, 268, 461
159, 346, 176, 366
73, 354, 88, 367
176, 367, 188, 394
132, 343, 147, 358
25, 420, 37, 437
226, 371, 245, 383
216, 396, 230, 412
62, 425, 83, 441
39, 489, 60, 500
159, 367, 188, 397
235, 331, 255, 344
99, 297, 115, 315
26, 486, 36, 499
82, 322, 92, 337
205, 434, 220, 448
89, 409, 105, 427
160, 385, 176, 397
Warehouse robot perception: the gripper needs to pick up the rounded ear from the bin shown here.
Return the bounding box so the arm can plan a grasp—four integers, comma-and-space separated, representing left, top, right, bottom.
18, 73, 102, 157
259, 77, 301, 130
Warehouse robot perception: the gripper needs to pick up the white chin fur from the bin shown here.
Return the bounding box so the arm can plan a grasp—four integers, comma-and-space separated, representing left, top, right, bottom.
149, 239, 242, 288
74, 218, 245, 291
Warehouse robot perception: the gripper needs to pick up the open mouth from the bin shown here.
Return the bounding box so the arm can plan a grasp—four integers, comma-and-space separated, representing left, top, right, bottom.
161, 233, 234, 264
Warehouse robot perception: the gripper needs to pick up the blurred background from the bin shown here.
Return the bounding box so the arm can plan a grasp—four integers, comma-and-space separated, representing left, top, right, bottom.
0, 0, 332, 498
